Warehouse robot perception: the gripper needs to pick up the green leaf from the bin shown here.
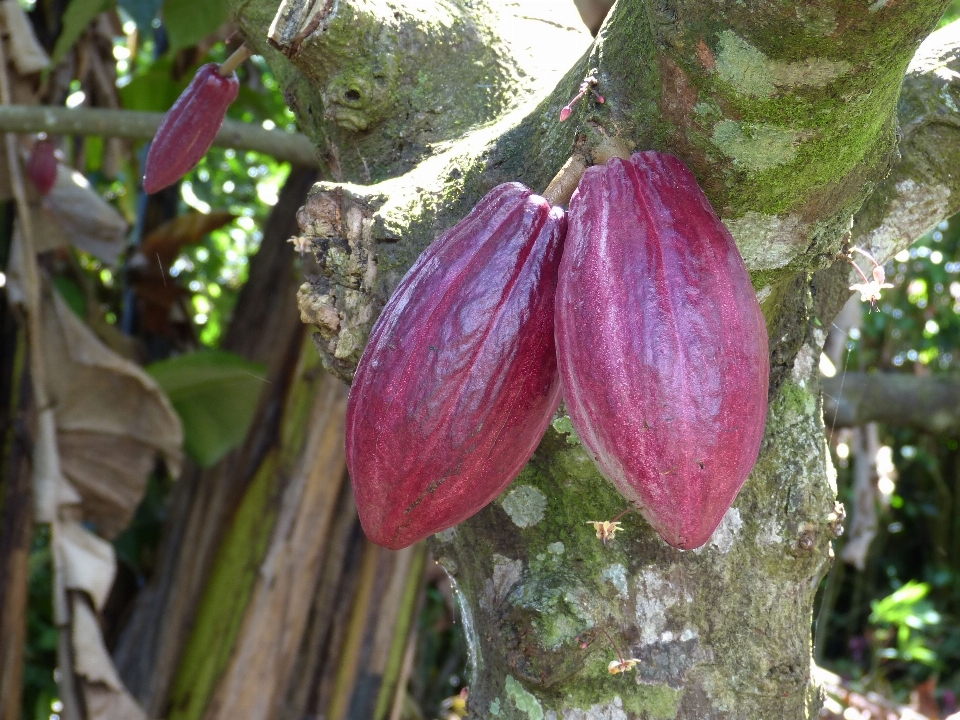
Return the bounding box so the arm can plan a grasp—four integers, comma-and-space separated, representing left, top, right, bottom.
162, 0, 229, 53
50, 0, 116, 68
118, 56, 190, 113
146, 350, 266, 467
52, 277, 87, 319
119, 0, 163, 34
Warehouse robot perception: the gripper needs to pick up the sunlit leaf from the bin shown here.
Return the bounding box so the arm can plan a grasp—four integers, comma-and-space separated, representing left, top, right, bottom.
52, 277, 87, 319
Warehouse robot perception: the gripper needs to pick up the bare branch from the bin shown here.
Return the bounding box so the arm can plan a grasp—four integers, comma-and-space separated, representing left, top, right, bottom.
0, 105, 322, 168
824, 371, 960, 435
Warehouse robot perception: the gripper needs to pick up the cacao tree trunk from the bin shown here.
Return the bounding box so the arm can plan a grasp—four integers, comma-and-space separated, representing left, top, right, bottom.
221, 0, 960, 717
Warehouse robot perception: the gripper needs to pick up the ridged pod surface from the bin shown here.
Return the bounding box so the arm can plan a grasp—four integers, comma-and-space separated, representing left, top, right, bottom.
143, 63, 239, 194
556, 151, 769, 550
347, 183, 566, 549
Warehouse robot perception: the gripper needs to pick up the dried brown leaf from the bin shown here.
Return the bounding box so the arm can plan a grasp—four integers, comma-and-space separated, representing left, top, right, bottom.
72, 596, 123, 689
60, 520, 115, 611
33, 408, 81, 523
41, 289, 183, 536
0, 0, 49, 73
81, 683, 148, 720
36, 166, 128, 264
58, 432, 155, 538
141, 210, 235, 266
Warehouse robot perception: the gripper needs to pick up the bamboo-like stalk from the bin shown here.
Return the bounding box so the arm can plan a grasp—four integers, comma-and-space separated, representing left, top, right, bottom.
374, 544, 428, 720
326, 540, 381, 720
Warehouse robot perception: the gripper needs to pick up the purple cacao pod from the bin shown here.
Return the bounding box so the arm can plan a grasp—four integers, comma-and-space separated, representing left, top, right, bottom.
143, 63, 239, 194
28, 139, 57, 196
555, 151, 769, 550
347, 183, 566, 550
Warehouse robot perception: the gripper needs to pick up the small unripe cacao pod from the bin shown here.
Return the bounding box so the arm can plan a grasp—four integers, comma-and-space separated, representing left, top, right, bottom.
143, 63, 239, 194
347, 183, 566, 549
28, 139, 57, 195
555, 151, 769, 550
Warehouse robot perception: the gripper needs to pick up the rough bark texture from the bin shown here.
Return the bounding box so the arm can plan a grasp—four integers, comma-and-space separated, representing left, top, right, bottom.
225, 1, 959, 718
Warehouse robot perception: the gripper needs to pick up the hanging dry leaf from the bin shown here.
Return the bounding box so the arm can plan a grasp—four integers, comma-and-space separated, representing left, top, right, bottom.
72, 596, 123, 688
35, 165, 129, 264
57, 432, 156, 536
41, 290, 183, 537
81, 683, 148, 720
72, 596, 149, 720
33, 408, 82, 523
141, 210, 235, 266
0, 0, 49, 73
130, 209, 235, 336
59, 520, 116, 610
7, 234, 183, 531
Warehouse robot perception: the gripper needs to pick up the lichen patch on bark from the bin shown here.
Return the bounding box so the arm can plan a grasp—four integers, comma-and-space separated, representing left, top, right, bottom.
714, 31, 851, 98
501, 485, 548, 528
725, 211, 808, 270
711, 120, 799, 171
634, 567, 690, 646
506, 675, 545, 719
601, 564, 628, 599
546, 695, 628, 720
693, 507, 742, 554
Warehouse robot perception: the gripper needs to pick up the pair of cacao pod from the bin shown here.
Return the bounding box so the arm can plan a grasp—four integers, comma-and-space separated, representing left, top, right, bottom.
346, 151, 769, 551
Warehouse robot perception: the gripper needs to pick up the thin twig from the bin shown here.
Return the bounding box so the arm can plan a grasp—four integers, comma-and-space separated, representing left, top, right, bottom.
598, 626, 625, 666
0, 105, 321, 167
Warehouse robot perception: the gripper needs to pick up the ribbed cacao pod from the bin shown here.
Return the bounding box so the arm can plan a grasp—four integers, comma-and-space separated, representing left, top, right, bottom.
556, 151, 769, 550
27, 139, 57, 196
347, 183, 566, 550
143, 63, 239, 194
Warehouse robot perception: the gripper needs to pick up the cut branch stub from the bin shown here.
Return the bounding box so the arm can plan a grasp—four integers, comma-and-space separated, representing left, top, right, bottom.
296, 184, 385, 382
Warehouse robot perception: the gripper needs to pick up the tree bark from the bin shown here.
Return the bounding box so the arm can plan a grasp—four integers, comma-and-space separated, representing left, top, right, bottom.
228, 1, 956, 718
